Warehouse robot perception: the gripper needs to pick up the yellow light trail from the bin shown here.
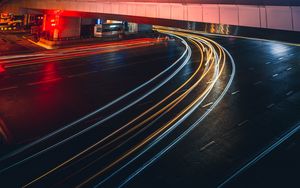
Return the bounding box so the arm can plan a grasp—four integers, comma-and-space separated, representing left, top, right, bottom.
23, 31, 206, 188
76, 31, 227, 187
23, 29, 228, 188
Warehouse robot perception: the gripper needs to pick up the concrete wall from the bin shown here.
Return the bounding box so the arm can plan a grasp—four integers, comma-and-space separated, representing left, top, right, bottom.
1, 0, 300, 32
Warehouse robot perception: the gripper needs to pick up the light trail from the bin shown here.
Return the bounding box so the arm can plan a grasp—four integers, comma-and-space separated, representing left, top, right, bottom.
0, 38, 156, 63
4, 41, 156, 68
43, 30, 228, 187
5, 28, 234, 188
117, 35, 236, 188
22, 35, 209, 187
0, 34, 191, 176
92, 31, 229, 188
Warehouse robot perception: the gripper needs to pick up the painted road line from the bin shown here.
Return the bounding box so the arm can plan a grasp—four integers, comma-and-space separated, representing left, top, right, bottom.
286, 67, 292, 71
218, 122, 300, 188
253, 81, 263, 86
231, 90, 240, 95
200, 141, 216, 152
202, 102, 213, 108
0, 86, 18, 92
272, 73, 279, 78
267, 103, 275, 109
206, 80, 213, 84
286, 91, 294, 96
238, 120, 249, 127
265, 62, 271, 65
27, 78, 62, 86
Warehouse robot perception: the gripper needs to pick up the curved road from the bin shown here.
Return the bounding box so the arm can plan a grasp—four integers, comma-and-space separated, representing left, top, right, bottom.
0, 28, 299, 187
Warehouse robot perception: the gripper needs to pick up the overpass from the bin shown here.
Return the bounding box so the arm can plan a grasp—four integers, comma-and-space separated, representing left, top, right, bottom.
1, 0, 300, 38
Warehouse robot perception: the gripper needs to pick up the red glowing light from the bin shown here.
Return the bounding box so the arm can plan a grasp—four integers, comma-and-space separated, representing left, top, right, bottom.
0, 65, 5, 73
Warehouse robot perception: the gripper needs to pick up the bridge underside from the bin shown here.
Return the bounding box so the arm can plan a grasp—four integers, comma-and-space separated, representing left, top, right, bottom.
1, 0, 300, 32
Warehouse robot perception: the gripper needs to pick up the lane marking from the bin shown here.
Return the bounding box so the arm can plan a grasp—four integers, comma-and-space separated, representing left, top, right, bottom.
206, 80, 213, 84
265, 62, 271, 65
200, 141, 216, 151
202, 102, 213, 108
182, 71, 192, 77
231, 90, 240, 95
253, 81, 263, 86
218, 122, 300, 188
286, 90, 294, 96
238, 120, 249, 127
272, 73, 279, 78
0, 86, 18, 92
27, 78, 62, 86
286, 67, 292, 71
267, 103, 275, 109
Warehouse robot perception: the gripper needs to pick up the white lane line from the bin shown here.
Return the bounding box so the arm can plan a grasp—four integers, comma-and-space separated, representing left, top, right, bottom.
206, 80, 213, 84
286, 67, 292, 71
286, 90, 294, 96
114, 39, 236, 188
67, 71, 97, 78
0, 34, 192, 172
238, 120, 249, 127
272, 73, 279, 78
253, 81, 263, 86
27, 78, 62, 86
267, 103, 275, 109
182, 71, 192, 77
278, 57, 284, 60
0, 53, 48, 60
218, 122, 300, 188
200, 141, 216, 151
265, 62, 271, 65
202, 102, 213, 108
0, 86, 18, 92
231, 90, 240, 95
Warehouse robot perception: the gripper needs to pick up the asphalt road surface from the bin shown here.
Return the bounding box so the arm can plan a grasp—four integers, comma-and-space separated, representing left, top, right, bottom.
127, 30, 300, 188
0, 29, 299, 187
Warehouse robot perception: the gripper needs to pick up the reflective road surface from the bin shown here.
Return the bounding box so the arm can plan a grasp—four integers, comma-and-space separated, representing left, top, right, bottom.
0, 28, 299, 187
